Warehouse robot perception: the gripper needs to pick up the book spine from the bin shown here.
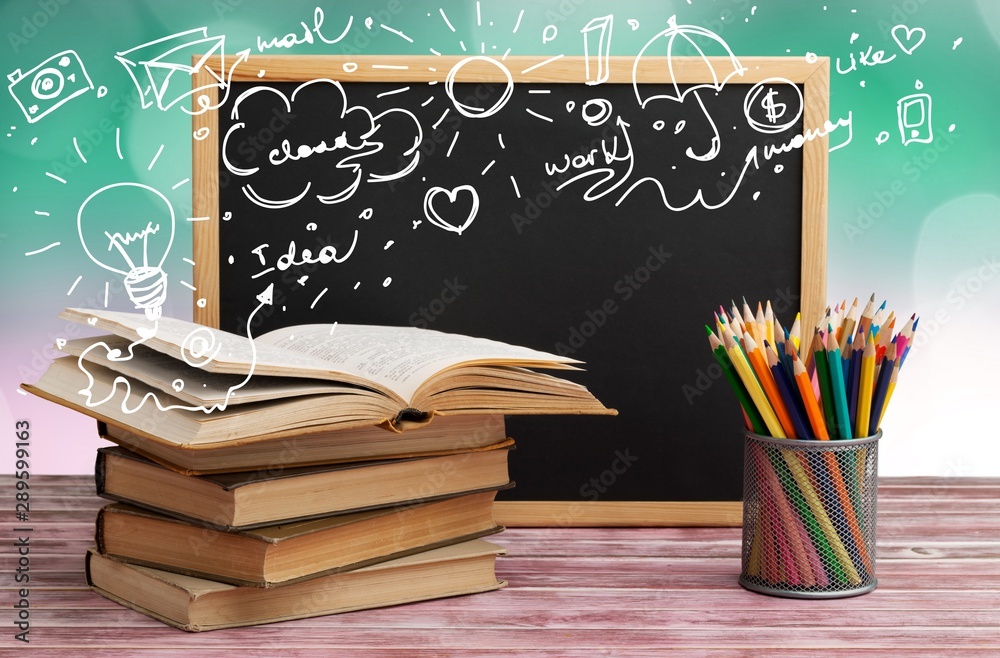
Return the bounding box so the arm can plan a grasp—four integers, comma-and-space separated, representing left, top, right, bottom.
94, 505, 107, 554
83, 550, 95, 587
94, 449, 107, 496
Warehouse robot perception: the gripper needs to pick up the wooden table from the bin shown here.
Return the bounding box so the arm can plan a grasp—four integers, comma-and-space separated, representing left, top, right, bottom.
4, 476, 999, 655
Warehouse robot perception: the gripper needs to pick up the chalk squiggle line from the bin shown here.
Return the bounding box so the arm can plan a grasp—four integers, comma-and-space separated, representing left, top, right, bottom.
75, 291, 268, 415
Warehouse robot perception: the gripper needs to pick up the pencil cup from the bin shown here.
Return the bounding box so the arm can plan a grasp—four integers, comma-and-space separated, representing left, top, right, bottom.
739, 431, 881, 598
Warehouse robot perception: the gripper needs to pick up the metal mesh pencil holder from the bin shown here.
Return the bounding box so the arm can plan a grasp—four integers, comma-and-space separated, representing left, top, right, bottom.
740, 431, 881, 598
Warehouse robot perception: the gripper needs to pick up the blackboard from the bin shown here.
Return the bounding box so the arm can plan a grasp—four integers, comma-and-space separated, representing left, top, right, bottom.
192, 55, 829, 525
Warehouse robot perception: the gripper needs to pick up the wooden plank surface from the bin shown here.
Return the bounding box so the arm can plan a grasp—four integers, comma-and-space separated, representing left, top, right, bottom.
2, 476, 999, 655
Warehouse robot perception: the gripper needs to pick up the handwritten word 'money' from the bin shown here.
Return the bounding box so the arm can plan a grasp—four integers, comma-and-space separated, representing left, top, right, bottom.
268, 132, 356, 166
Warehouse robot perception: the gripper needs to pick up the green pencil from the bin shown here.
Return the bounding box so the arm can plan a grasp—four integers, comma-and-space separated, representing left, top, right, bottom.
707, 326, 766, 434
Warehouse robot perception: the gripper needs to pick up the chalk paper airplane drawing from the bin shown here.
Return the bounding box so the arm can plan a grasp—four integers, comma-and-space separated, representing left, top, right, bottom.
115, 27, 229, 111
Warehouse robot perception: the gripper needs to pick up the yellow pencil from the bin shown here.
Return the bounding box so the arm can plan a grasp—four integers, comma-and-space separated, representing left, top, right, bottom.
855, 335, 877, 438
789, 312, 801, 351
725, 333, 785, 438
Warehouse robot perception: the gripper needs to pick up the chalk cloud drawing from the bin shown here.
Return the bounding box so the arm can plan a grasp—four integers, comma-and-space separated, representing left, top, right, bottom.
223, 79, 423, 209
77, 182, 176, 321
7, 50, 94, 123
423, 186, 480, 235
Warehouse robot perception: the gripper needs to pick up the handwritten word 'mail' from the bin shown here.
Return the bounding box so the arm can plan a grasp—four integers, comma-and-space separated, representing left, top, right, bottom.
257, 8, 351, 52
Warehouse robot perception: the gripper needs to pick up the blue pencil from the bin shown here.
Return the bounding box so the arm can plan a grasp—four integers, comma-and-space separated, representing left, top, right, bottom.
869, 343, 896, 436
826, 332, 853, 440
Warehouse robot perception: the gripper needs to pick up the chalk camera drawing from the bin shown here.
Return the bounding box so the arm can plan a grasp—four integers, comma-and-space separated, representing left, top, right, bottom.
7, 49, 94, 123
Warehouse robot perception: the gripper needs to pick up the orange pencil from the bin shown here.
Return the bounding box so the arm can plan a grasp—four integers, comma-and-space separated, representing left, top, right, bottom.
792, 352, 829, 441
744, 333, 798, 439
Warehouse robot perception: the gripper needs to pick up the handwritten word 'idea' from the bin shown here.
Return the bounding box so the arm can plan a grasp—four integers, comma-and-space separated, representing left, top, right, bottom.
252, 231, 359, 272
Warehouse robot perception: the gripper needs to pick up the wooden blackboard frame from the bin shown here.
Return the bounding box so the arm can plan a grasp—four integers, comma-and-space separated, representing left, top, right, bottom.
192, 55, 829, 526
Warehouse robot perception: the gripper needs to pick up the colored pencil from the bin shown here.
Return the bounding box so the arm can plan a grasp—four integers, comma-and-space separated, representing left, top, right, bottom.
812, 330, 839, 439
826, 331, 853, 440
768, 346, 811, 441
869, 343, 897, 436
745, 333, 798, 439
855, 336, 877, 438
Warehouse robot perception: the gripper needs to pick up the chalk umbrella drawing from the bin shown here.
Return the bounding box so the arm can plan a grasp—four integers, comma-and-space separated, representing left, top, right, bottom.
632, 15, 747, 162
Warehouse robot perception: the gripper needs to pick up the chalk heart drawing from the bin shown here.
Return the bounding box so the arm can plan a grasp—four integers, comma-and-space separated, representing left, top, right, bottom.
892, 25, 926, 55
423, 185, 480, 236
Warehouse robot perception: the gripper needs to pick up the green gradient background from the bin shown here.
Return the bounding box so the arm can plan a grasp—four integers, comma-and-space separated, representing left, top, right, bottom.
2, 0, 998, 475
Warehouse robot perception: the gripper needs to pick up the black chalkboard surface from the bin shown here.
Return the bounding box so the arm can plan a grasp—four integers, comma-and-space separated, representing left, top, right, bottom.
193, 55, 829, 524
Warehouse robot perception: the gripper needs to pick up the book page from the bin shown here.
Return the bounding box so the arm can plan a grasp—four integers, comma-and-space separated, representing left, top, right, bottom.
61, 336, 353, 406
58, 309, 388, 394
259, 324, 579, 403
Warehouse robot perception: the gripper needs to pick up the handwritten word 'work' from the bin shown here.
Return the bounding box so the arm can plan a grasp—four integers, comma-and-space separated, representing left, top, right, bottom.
544, 113, 853, 211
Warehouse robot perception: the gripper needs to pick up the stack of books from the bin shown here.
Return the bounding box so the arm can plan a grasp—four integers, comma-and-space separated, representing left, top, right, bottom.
24, 304, 614, 631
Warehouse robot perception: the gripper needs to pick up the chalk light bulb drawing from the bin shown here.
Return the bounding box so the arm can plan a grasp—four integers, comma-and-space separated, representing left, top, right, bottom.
77, 182, 176, 320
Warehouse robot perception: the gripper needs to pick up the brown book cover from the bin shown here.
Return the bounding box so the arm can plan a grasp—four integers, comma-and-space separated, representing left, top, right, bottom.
86, 539, 507, 632
95, 441, 514, 529
94, 489, 505, 586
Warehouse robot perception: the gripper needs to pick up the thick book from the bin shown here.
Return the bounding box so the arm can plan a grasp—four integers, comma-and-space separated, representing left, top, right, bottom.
86, 539, 507, 632
22, 307, 613, 444
95, 490, 503, 586
94, 413, 506, 475
96, 442, 513, 529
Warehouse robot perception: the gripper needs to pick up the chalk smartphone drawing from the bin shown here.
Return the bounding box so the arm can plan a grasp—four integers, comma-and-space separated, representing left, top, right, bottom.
186, 10, 832, 525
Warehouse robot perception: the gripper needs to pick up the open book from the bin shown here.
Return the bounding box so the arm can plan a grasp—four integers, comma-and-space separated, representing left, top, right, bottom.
23, 308, 614, 447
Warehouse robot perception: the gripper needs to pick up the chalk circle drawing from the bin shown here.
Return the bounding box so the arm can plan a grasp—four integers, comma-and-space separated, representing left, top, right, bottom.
223, 79, 422, 209
581, 15, 613, 86
632, 15, 747, 162
876, 131, 890, 145
115, 27, 250, 115
542, 25, 558, 44
743, 78, 803, 134
627, 19, 640, 31
76, 284, 274, 416
445, 56, 514, 118
581, 98, 613, 126
423, 185, 480, 236
7, 50, 94, 123
77, 182, 176, 321
891, 25, 926, 55
193, 126, 211, 140
897, 92, 933, 144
